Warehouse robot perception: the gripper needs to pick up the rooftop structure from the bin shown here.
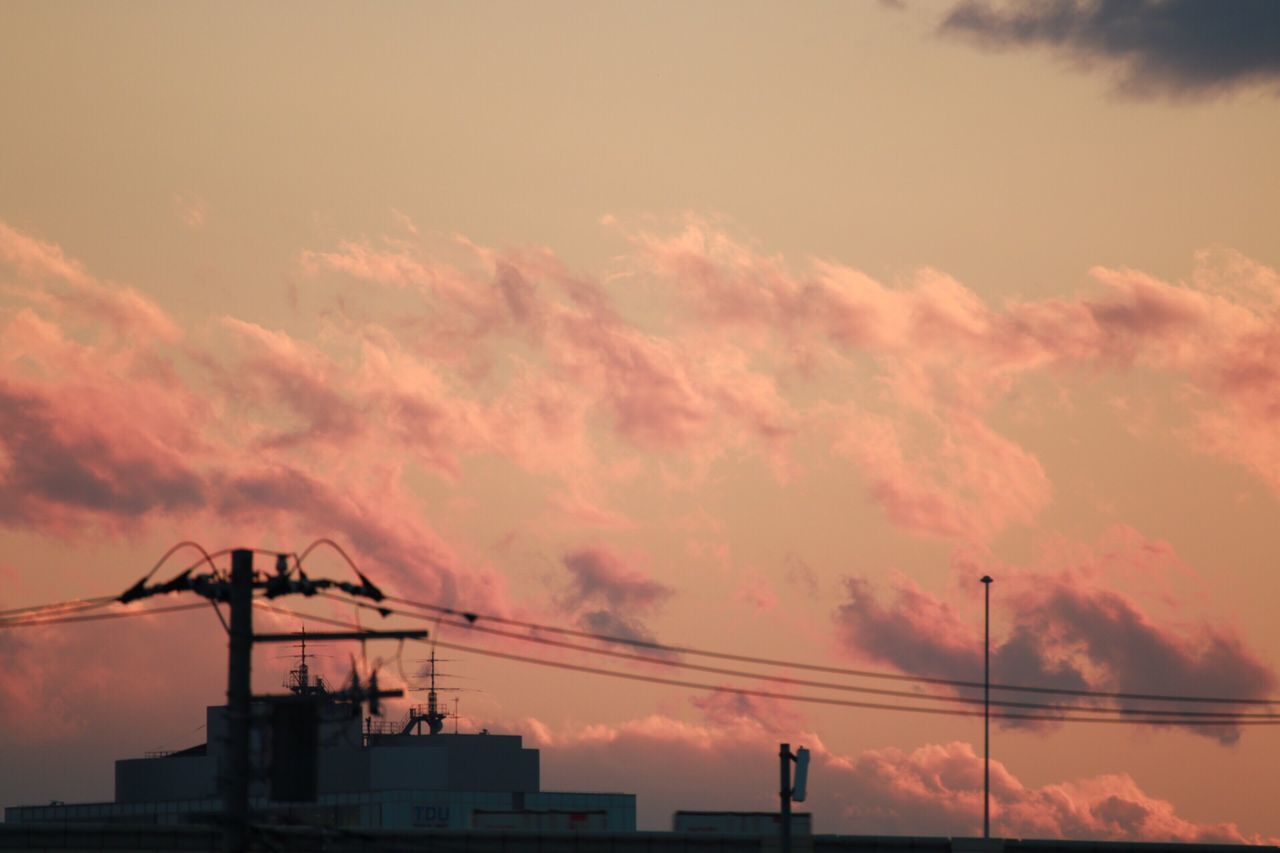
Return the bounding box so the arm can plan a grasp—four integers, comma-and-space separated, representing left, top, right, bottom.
6, 640, 635, 832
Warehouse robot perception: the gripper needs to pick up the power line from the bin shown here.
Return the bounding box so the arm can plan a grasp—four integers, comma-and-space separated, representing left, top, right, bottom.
302, 529, 1280, 709
376, 593, 1280, 708
0, 541, 230, 621
0, 602, 210, 629
8, 542, 1275, 714
319, 593, 1280, 721
0, 596, 116, 619
140, 540, 226, 583
255, 602, 1280, 728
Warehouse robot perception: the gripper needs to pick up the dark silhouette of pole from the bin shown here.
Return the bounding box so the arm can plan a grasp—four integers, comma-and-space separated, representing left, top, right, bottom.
779, 742, 792, 853
115, 542, 412, 851
225, 549, 254, 853
980, 574, 993, 840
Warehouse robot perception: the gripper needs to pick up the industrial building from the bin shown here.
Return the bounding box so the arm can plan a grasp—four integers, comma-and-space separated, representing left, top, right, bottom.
4, 646, 635, 832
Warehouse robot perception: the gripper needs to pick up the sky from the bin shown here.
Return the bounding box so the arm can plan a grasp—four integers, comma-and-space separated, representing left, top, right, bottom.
2, 0, 1280, 842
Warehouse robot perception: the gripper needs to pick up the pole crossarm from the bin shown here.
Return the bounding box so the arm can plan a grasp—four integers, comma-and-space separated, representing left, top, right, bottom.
251, 687, 405, 705
254, 629, 428, 643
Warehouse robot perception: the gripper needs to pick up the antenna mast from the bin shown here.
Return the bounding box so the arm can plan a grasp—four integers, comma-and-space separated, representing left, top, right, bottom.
425, 646, 447, 734
285, 626, 328, 696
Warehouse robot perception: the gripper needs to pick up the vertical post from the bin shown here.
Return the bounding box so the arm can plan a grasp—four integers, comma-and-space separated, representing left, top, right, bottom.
980, 574, 993, 840
225, 549, 254, 853
779, 743, 792, 853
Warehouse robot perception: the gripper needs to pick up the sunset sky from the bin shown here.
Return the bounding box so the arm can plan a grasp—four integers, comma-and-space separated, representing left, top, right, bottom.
3, 0, 1280, 842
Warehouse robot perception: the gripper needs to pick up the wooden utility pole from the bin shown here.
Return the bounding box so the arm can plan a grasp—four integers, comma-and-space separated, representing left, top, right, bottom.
224, 549, 254, 853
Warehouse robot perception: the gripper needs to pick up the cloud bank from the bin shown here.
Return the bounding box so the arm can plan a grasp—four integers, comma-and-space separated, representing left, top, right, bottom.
521, 706, 1273, 842
834, 536, 1277, 744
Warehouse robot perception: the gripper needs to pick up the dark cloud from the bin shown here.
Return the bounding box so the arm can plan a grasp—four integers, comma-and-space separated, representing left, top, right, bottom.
1026, 585, 1277, 737
560, 547, 673, 612
558, 548, 674, 650
578, 609, 661, 646
690, 689, 804, 734
941, 0, 1280, 97
834, 575, 1276, 743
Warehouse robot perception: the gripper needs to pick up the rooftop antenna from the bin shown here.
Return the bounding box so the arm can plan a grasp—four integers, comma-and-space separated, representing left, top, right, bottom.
284, 626, 328, 696
424, 646, 447, 734
453, 696, 459, 734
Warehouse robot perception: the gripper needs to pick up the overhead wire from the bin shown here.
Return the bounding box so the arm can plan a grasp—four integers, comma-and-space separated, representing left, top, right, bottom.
139, 540, 224, 583
1, 541, 231, 626
0, 596, 116, 619
7, 541, 1273, 723
296, 538, 365, 583
294, 537, 1280, 709
253, 601, 1280, 728
377, 593, 1280, 708
317, 592, 1280, 721
0, 602, 210, 629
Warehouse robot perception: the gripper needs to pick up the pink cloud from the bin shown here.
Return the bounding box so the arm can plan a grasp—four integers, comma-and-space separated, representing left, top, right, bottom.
0, 304, 207, 535
0, 227, 513, 611
833, 740, 1270, 843
300, 228, 796, 472
217, 318, 368, 455
14, 216, 1280, 558
0, 221, 179, 343
0, 379, 206, 533
512, 710, 1271, 842
831, 409, 1050, 540
733, 572, 777, 612
631, 218, 1280, 539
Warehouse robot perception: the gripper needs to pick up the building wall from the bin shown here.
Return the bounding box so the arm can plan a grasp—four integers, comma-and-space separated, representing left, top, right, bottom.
369, 746, 448, 791
5, 789, 636, 833
115, 756, 216, 804
362, 732, 540, 793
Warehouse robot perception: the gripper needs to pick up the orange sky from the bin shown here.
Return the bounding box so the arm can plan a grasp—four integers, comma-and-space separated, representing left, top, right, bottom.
2, 1, 1280, 842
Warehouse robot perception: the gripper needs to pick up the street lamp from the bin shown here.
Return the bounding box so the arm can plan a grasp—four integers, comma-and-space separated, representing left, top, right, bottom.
980, 574, 993, 840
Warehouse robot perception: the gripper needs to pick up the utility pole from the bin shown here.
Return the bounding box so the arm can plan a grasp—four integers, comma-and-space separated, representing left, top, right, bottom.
224, 549, 254, 853
980, 574, 993, 840
779, 742, 792, 853
778, 743, 809, 853
119, 544, 427, 853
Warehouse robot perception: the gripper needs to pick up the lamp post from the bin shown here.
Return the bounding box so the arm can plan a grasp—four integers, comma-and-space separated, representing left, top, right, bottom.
980, 574, 993, 840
